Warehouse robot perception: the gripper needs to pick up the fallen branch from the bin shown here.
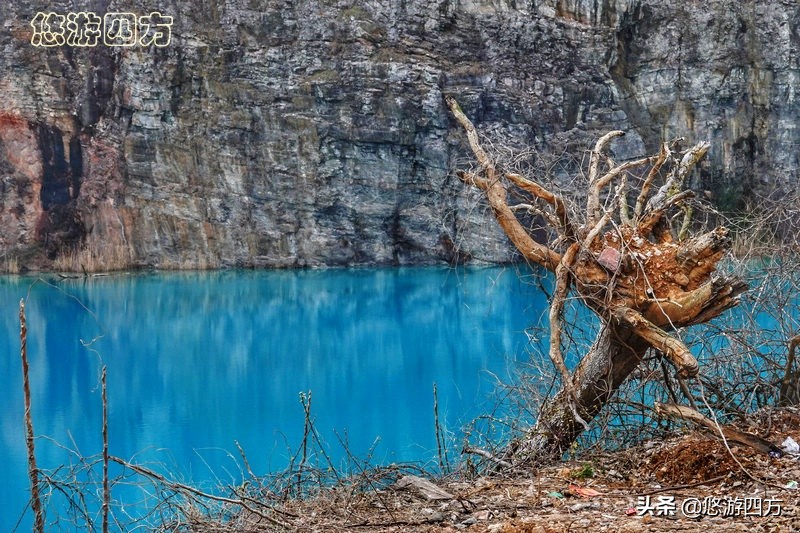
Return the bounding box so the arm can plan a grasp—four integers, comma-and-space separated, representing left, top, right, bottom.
109, 456, 293, 529
653, 403, 782, 456
638, 474, 728, 496
462, 447, 512, 469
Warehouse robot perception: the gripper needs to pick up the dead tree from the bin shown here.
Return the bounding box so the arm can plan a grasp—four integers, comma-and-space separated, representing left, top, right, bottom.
447, 97, 747, 465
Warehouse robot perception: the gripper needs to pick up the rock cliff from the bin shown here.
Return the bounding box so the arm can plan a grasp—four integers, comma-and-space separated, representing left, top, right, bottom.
0, 0, 796, 270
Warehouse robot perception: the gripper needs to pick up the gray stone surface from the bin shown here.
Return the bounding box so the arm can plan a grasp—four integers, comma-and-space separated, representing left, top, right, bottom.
0, 0, 796, 270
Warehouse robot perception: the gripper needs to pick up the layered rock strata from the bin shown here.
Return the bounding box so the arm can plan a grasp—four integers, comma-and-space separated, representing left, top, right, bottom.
0, 0, 795, 270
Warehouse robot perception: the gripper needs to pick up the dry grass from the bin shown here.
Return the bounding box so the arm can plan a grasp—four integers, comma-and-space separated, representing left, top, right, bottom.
52, 239, 133, 273
50, 238, 224, 272
3, 253, 20, 274
0, 244, 226, 274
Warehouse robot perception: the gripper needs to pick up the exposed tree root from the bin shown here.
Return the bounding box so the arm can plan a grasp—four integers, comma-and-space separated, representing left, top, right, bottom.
446, 95, 747, 466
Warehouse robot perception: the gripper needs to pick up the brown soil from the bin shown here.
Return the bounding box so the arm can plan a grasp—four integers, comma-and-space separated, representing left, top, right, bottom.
193, 409, 800, 532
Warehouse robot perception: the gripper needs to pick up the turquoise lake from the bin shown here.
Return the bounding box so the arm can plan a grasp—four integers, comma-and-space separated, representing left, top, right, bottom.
0, 266, 549, 530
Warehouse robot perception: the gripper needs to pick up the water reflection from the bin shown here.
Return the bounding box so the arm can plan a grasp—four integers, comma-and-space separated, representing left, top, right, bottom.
0, 266, 547, 530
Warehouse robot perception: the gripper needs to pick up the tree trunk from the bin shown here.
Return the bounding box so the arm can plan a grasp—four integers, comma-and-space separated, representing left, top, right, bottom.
512, 321, 648, 464
447, 96, 746, 468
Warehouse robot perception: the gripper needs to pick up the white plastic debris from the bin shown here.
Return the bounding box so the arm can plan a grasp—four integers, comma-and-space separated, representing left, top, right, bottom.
781, 436, 799, 454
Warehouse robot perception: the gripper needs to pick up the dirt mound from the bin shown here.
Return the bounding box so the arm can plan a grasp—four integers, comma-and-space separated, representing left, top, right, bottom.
644, 435, 759, 484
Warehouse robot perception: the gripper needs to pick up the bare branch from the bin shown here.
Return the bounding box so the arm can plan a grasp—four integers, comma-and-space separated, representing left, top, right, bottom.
509, 203, 560, 230
583, 211, 611, 251
638, 190, 695, 237
617, 174, 631, 226
110, 456, 292, 529
633, 142, 669, 221
456, 170, 489, 191
549, 243, 580, 395
583, 178, 628, 251
646, 141, 709, 213
445, 97, 492, 173
615, 307, 699, 378
447, 96, 561, 270
596, 157, 654, 192
506, 172, 575, 239
587, 156, 654, 227
677, 205, 694, 241
462, 447, 512, 469
587, 130, 625, 184
20, 299, 45, 533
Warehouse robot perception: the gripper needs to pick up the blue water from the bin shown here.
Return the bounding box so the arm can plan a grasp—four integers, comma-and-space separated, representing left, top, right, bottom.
0, 266, 548, 531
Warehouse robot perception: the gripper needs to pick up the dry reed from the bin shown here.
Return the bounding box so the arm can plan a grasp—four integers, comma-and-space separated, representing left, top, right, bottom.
102, 365, 109, 533
51, 239, 132, 273
20, 299, 45, 533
